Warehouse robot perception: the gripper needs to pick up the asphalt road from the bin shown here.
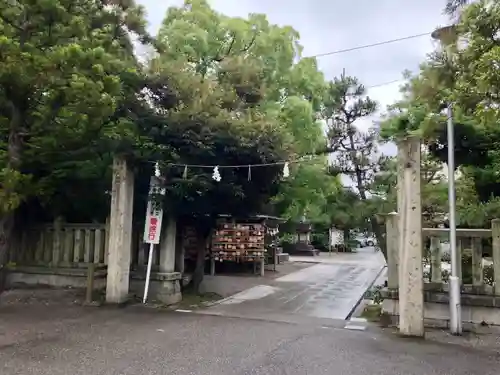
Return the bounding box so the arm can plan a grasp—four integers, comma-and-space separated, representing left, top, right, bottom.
1, 307, 498, 375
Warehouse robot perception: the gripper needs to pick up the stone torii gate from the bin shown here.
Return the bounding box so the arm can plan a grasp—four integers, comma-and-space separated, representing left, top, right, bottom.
386, 136, 425, 337
105, 156, 179, 304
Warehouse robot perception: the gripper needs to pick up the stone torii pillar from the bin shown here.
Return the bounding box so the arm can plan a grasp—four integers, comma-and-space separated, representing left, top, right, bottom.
397, 136, 424, 337
106, 156, 134, 304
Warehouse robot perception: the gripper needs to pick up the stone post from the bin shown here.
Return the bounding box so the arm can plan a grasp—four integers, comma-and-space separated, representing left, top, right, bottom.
397, 136, 424, 337
430, 236, 442, 283
159, 216, 176, 273
105, 156, 134, 304
396, 141, 405, 288
492, 219, 500, 296
156, 216, 182, 305
456, 238, 463, 284
471, 237, 483, 287
385, 212, 399, 289
51, 216, 64, 267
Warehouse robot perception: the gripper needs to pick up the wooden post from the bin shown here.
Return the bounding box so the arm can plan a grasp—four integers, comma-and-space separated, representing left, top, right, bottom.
471, 237, 483, 287
430, 236, 442, 283
86, 263, 96, 304
492, 219, 500, 296
397, 136, 424, 337
385, 212, 399, 289
210, 257, 215, 276
274, 248, 277, 271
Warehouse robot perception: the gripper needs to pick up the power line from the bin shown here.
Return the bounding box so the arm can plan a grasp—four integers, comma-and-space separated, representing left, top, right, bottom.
363, 79, 403, 90
302, 31, 429, 92
308, 31, 431, 59
339, 78, 404, 96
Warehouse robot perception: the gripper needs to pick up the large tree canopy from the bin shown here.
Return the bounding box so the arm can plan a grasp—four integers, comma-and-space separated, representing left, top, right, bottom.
0, 0, 156, 289
0, 0, 400, 293
380, 0, 500, 227
146, 0, 338, 223
0, 0, 153, 216
144, 0, 339, 289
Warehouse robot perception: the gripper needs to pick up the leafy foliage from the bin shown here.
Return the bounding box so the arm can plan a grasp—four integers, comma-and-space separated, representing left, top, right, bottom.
0, 0, 153, 219
320, 72, 391, 256
0, 0, 157, 290
147, 0, 341, 290
380, 0, 500, 229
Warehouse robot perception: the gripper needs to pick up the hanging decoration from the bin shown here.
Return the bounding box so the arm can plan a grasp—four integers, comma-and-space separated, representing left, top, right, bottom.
212, 166, 221, 182
282, 162, 290, 178
152, 152, 331, 182
154, 162, 161, 178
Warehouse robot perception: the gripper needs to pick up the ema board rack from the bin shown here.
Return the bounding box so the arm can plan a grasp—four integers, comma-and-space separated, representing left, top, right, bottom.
211, 222, 266, 262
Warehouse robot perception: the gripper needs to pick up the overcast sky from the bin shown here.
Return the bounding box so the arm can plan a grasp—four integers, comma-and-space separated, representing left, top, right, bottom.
137, 0, 450, 157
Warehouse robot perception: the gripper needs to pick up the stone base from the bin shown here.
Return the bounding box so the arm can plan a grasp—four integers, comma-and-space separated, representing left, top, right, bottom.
283, 242, 320, 256
130, 271, 182, 305
382, 292, 500, 327
6, 266, 182, 306
7, 266, 107, 289
278, 253, 290, 262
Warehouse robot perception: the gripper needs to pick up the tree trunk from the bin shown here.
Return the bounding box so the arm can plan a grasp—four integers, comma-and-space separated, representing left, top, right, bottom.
190, 234, 208, 294
0, 214, 14, 293
175, 228, 185, 293
0, 104, 23, 294
370, 218, 387, 260
347, 133, 388, 261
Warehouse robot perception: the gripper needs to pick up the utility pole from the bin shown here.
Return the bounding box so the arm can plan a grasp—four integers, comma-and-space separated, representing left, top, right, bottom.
432, 24, 462, 335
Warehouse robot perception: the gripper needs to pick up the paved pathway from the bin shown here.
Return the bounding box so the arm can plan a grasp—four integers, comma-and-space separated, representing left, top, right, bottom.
199, 247, 385, 323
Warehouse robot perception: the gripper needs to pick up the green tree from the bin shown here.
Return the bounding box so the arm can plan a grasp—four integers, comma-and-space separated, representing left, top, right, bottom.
0, 0, 152, 289
320, 72, 393, 257
381, 0, 500, 222
271, 95, 341, 226
444, 0, 471, 18
150, 0, 331, 291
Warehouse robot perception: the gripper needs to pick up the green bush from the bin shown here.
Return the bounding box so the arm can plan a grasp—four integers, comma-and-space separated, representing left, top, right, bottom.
311, 232, 329, 251
484, 265, 494, 286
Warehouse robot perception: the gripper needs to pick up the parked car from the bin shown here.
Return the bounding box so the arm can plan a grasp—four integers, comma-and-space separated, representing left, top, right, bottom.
354, 235, 377, 248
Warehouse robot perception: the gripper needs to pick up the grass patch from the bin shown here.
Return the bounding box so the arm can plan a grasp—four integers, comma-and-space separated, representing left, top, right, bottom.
360, 303, 382, 322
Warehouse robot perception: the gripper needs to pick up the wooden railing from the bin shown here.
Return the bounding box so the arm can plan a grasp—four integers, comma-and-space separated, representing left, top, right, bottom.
385, 215, 500, 296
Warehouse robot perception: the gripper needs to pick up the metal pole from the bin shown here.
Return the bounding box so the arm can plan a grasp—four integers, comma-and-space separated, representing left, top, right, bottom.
143, 243, 155, 304
447, 104, 462, 335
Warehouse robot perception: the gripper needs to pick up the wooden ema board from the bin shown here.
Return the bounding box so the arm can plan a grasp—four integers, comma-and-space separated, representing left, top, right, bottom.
212, 222, 266, 262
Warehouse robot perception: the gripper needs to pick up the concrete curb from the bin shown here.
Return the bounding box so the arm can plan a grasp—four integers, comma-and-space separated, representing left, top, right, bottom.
344, 265, 387, 321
